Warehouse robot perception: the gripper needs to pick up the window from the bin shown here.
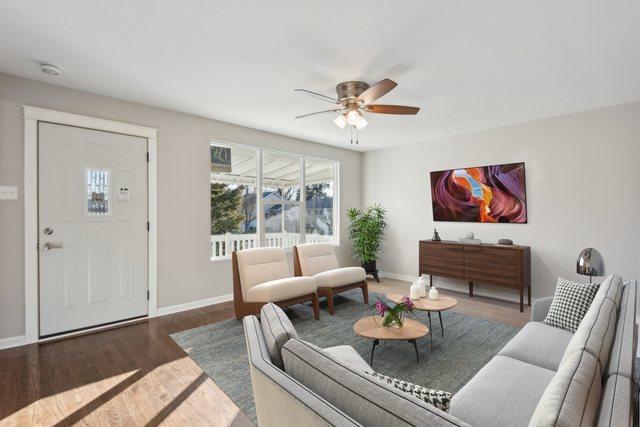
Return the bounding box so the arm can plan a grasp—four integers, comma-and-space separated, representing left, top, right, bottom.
210, 145, 258, 258
305, 158, 335, 243
210, 142, 338, 260
262, 152, 301, 249
86, 168, 110, 215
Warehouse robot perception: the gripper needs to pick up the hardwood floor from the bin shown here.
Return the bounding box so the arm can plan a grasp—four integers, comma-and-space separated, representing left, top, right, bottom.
0, 277, 529, 426
0, 301, 251, 427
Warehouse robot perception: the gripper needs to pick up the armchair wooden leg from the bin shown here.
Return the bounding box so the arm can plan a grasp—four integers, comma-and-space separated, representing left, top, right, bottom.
361, 281, 369, 304
312, 292, 320, 320
326, 289, 335, 315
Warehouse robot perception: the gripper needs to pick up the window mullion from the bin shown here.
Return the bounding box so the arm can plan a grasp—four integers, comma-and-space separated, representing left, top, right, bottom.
257, 149, 264, 248
300, 157, 306, 244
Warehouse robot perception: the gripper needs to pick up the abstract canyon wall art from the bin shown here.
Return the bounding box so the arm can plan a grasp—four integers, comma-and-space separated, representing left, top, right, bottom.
430, 162, 527, 223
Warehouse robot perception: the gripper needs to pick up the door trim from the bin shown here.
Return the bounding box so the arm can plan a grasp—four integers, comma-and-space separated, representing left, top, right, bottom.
23, 106, 158, 344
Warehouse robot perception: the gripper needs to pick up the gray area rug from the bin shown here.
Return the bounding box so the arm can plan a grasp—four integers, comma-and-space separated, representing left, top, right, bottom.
171, 290, 520, 424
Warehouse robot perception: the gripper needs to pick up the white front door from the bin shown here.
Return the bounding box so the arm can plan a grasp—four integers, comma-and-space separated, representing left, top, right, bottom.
38, 122, 149, 337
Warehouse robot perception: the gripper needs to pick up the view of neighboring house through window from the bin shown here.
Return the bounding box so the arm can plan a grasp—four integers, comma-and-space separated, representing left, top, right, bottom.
305, 158, 335, 243
210, 142, 338, 260
262, 152, 301, 249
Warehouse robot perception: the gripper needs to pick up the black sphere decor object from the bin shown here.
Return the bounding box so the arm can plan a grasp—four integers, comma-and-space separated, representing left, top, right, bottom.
498, 238, 513, 245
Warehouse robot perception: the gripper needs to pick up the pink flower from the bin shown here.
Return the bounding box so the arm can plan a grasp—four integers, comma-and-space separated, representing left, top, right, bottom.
401, 295, 415, 310
374, 299, 388, 316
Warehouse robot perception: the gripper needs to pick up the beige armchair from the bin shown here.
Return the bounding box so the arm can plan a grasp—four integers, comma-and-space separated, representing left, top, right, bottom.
232, 247, 320, 320
293, 243, 368, 315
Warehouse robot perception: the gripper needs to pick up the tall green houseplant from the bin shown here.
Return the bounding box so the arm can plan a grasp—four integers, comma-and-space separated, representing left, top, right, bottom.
347, 204, 388, 282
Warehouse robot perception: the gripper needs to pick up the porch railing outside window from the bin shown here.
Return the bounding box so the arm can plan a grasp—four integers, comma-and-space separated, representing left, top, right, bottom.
210, 142, 338, 260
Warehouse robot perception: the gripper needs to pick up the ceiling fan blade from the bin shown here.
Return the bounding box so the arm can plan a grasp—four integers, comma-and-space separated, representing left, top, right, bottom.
357, 78, 398, 104
294, 88, 340, 105
366, 104, 420, 115
295, 109, 344, 119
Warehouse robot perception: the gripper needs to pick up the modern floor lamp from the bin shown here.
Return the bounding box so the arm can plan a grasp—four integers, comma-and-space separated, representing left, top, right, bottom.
576, 248, 605, 284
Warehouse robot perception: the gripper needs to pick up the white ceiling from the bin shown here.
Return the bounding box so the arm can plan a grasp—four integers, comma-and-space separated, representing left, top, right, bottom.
0, 0, 638, 151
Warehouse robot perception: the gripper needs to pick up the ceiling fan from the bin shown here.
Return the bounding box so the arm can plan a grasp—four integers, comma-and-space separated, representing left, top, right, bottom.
295, 79, 420, 144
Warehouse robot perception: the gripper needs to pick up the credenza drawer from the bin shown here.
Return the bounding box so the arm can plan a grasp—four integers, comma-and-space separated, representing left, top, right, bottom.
420, 242, 465, 279
464, 246, 518, 286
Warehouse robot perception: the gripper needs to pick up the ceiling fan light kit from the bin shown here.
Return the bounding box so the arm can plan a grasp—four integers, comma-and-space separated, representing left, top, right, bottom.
295, 78, 420, 145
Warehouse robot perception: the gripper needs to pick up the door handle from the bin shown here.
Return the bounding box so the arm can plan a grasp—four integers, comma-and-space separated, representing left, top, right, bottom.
43, 242, 64, 251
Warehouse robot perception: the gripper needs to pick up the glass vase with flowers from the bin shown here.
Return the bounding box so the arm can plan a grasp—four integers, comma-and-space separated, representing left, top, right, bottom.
372, 296, 415, 328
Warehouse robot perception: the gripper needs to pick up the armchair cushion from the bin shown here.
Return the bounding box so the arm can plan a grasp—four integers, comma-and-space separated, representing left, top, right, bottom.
314, 267, 366, 288
295, 243, 340, 276
237, 247, 291, 299
245, 276, 317, 303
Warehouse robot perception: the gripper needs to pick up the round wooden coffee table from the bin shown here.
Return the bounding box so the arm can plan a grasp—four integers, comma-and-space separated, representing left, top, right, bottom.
353, 316, 429, 367
387, 293, 458, 344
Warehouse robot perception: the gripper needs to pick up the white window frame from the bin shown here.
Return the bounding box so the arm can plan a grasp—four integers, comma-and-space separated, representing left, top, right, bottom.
210, 140, 340, 261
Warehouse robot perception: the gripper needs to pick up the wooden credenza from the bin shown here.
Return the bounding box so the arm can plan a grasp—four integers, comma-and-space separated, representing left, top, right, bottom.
419, 240, 531, 312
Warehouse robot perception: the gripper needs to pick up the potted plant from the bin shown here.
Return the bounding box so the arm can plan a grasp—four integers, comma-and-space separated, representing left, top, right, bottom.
372, 296, 414, 328
347, 204, 388, 282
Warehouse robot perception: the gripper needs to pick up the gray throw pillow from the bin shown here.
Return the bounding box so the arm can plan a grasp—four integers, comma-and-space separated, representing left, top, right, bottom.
365, 371, 452, 412
260, 303, 298, 369
543, 277, 599, 332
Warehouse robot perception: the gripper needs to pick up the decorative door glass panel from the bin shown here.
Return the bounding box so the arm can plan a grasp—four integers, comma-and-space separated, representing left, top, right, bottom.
86, 168, 110, 215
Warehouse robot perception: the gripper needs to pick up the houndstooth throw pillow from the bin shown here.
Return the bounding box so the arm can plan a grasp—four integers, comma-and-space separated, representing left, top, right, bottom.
365, 371, 451, 412
543, 277, 599, 332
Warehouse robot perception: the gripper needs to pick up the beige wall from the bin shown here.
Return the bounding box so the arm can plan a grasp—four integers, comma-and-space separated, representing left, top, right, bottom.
0, 73, 362, 340
363, 102, 640, 301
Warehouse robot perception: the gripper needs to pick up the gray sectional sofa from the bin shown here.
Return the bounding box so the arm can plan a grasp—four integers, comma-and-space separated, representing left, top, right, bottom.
243, 275, 636, 426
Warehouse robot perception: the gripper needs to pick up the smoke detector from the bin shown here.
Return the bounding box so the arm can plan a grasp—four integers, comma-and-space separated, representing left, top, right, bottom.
40, 64, 61, 76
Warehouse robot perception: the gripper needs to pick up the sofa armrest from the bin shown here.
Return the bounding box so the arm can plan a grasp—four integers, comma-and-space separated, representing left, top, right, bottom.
531, 297, 553, 322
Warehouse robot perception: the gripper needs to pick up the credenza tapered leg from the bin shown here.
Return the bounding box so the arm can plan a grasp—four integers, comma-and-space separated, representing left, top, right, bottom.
468, 282, 473, 297
519, 287, 524, 313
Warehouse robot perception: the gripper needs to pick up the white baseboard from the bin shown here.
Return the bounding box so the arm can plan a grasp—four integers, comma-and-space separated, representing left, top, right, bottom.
156, 293, 234, 317
0, 335, 26, 350
379, 271, 523, 304
0, 295, 234, 351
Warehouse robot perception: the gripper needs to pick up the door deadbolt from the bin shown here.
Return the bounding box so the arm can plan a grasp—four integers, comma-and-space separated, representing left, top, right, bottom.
43, 227, 54, 235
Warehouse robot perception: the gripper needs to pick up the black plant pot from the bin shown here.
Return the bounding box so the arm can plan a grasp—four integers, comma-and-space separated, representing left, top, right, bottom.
361, 260, 380, 282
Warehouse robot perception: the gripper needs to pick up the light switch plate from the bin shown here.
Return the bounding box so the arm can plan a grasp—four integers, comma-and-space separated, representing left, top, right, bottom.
0, 186, 18, 200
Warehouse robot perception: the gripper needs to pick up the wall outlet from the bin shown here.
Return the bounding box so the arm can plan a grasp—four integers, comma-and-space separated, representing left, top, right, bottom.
0, 186, 18, 200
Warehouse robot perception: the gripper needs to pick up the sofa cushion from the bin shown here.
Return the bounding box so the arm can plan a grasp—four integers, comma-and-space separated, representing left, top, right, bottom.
282, 338, 469, 426
499, 321, 573, 371
366, 371, 452, 412
606, 282, 636, 379
529, 350, 602, 427
543, 277, 599, 332
259, 303, 298, 369
323, 345, 371, 372
596, 375, 633, 427
595, 274, 624, 310
314, 267, 366, 288
450, 355, 555, 427
245, 276, 317, 303
560, 296, 617, 372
